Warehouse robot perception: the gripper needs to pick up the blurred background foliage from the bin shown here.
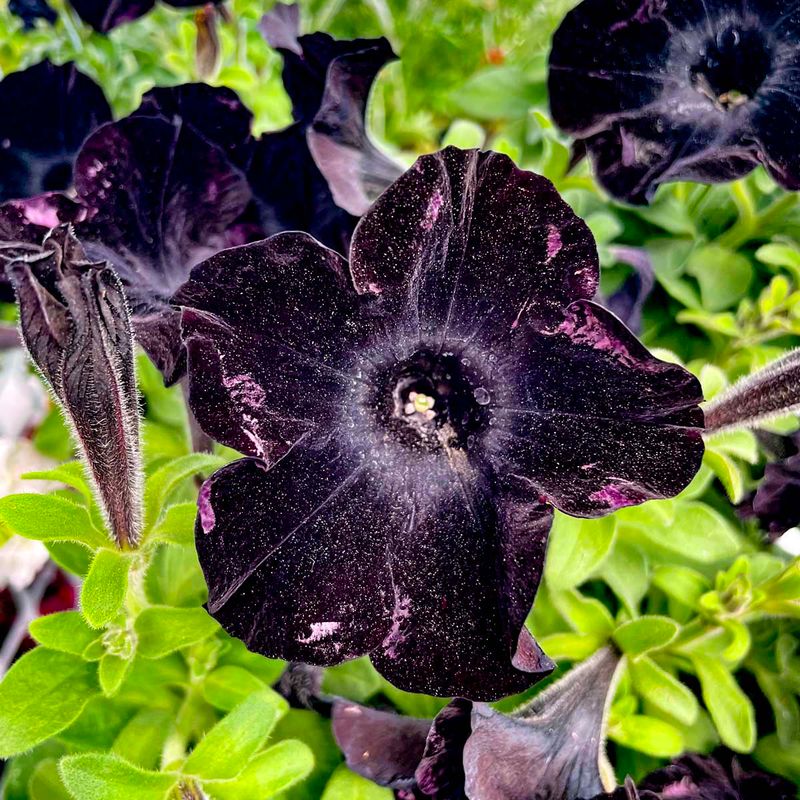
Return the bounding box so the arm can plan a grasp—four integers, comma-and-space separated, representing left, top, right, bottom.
2, 0, 800, 796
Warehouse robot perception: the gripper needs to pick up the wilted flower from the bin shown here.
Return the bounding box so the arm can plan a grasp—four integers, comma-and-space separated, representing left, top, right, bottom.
332, 647, 622, 798
739, 431, 800, 538
177, 147, 704, 698
9, 0, 56, 28
6, 226, 142, 548
592, 753, 797, 799
0, 61, 111, 203
549, 0, 800, 204
253, 3, 400, 253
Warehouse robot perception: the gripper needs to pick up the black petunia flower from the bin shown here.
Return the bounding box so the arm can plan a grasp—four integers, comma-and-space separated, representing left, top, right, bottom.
176, 146, 704, 699
593, 753, 797, 800
549, 0, 800, 204
67, 0, 220, 33
251, 3, 400, 254
739, 431, 800, 538
9, 0, 57, 29
332, 647, 623, 798
0, 60, 111, 204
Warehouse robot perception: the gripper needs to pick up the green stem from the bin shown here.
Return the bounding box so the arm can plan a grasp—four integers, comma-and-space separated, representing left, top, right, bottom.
718, 191, 799, 250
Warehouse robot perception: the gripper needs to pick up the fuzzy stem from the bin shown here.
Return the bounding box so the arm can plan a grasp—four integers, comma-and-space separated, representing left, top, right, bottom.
703, 348, 800, 434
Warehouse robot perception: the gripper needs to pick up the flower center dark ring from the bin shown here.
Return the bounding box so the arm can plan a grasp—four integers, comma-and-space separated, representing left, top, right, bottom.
690, 26, 772, 110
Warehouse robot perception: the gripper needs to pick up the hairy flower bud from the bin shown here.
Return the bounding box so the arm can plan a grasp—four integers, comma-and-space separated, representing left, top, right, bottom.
704, 349, 800, 434
7, 226, 143, 548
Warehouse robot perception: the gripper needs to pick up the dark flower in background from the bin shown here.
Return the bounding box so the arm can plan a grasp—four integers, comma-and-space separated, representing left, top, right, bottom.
252, 3, 400, 253
8, 0, 56, 29
6, 226, 142, 548
739, 431, 800, 538
70, 113, 252, 383
594, 753, 797, 799
333, 647, 622, 799
177, 146, 703, 699
603, 246, 656, 334
67, 0, 220, 33
549, 0, 800, 204
0, 60, 111, 203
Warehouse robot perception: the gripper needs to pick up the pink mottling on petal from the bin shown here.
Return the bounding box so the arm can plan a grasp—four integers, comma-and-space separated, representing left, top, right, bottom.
382, 595, 412, 658
662, 778, 696, 798
298, 621, 341, 643
546, 225, 563, 260
223, 372, 266, 409
421, 190, 444, 231
15, 198, 60, 229
589, 483, 640, 509
198, 479, 216, 533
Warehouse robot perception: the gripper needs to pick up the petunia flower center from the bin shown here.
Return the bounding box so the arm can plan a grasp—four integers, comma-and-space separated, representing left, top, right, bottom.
372, 349, 491, 454
691, 26, 772, 111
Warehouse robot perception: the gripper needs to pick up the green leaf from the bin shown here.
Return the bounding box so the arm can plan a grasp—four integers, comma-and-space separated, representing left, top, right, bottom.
203, 740, 314, 799
59, 754, 176, 800
0, 649, 97, 758
550, 588, 615, 635
322, 658, 383, 704
691, 654, 756, 752
321, 765, 393, 799
544, 514, 616, 589
614, 616, 679, 656
98, 654, 131, 697
22, 462, 92, 503
652, 565, 710, 608
686, 245, 753, 311
630, 502, 740, 563
450, 66, 544, 120
29, 611, 99, 656
146, 502, 196, 546
112, 709, 174, 771
0, 494, 107, 549
45, 541, 93, 578
609, 714, 683, 758
81, 549, 131, 628
143, 454, 225, 531
599, 540, 649, 615
135, 606, 219, 659
704, 450, 746, 503
29, 760, 71, 800
629, 656, 699, 726
203, 665, 266, 712
183, 690, 288, 781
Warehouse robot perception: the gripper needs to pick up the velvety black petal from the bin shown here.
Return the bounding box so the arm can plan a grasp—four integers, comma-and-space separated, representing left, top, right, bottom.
332, 700, 432, 790
260, 4, 391, 125
461, 647, 621, 800
194, 439, 398, 664
638, 753, 797, 800
486, 300, 704, 517
7, 227, 142, 547
350, 147, 599, 341
370, 476, 554, 700
415, 699, 472, 799
73, 115, 251, 382
133, 83, 255, 169
248, 124, 356, 254
548, 0, 800, 202
9, 0, 56, 28
175, 232, 373, 459
0, 61, 111, 202
68, 0, 153, 31
307, 37, 401, 216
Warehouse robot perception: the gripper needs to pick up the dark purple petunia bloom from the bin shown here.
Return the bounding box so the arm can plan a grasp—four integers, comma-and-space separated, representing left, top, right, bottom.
739, 431, 800, 538
69, 114, 252, 382
594, 753, 797, 799
549, 0, 800, 204
176, 146, 704, 699
67, 0, 219, 33
333, 647, 623, 799
251, 3, 400, 253
9, 0, 57, 28
0, 60, 111, 204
